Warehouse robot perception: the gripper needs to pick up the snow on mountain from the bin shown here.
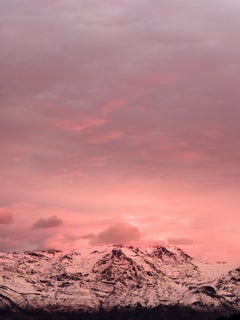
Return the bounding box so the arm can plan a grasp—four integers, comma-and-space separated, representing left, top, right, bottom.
216, 267, 240, 308
0, 245, 239, 315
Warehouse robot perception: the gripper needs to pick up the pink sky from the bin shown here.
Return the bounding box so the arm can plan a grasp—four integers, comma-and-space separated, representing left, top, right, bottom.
0, 0, 240, 262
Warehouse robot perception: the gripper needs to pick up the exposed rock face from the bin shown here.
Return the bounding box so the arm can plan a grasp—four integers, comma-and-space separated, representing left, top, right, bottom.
0, 245, 239, 317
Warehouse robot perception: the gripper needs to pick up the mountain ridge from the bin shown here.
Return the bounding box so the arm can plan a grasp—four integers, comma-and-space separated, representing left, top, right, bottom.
0, 244, 239, 319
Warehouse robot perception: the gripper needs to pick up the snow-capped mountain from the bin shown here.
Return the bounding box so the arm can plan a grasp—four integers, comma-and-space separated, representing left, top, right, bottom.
0, 245, 239, 317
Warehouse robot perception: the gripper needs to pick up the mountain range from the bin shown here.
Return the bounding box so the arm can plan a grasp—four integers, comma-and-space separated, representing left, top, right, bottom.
0, 245, 239, 319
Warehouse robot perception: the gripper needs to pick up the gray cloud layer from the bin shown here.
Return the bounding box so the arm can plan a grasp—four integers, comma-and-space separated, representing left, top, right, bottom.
32, 216, 63, 229
89, 222, 141, 245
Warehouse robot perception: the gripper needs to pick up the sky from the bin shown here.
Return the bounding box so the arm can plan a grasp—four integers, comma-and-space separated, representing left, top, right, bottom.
0, 0, 240, 262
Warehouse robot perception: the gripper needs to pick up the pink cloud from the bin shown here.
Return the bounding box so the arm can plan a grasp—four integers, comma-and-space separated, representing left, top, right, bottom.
89, 222, 142, 246
89, 131, 124, 144
101, 99, 125, 115
124, 72, 178, 97
89, 157, 108, 168
0, 209, 13, 224
56, 118, 107, 133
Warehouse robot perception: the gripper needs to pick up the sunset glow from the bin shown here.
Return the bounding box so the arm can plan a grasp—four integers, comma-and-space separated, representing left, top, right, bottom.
1, 0, 240, 262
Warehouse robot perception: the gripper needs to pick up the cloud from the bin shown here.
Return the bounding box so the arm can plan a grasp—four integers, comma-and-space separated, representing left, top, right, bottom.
56, 117, 107, 133
89, 131, 124, 144
81, 233, 95, 239
0, 0, 240, 262
101, 99, 124, 115
32, 216, 63, 229
0, 209, 13, 224
167, 237, 194, 245
90, 222, 141, 245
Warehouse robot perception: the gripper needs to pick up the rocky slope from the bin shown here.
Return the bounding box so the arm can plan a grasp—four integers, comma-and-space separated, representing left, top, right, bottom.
0, 245, 239, 317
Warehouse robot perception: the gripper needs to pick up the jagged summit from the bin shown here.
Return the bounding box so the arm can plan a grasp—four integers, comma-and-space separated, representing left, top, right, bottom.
0, 245, 239, 317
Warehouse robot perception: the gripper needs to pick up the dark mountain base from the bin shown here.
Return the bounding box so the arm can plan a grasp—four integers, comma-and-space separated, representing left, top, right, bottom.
0, 306, 238, 320
218, 315, 240, 320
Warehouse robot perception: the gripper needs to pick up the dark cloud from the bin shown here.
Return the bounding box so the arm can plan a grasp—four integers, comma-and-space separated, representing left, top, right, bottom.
90, 222, 141, 245
0, 209, 13, 224
32, 216, 63, 229
167, 237, 194, 245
